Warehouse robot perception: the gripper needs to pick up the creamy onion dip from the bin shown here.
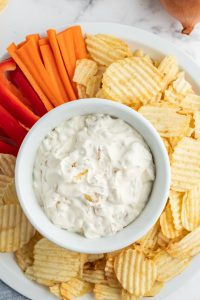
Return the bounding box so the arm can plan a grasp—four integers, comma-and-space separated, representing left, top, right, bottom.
33, 114, 155, 238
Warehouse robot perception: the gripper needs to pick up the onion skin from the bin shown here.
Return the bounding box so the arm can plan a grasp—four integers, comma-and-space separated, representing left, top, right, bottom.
160, 0, 200, 34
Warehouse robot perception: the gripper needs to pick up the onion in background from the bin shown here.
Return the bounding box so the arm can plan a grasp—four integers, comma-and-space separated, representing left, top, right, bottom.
160, 0, 200, 34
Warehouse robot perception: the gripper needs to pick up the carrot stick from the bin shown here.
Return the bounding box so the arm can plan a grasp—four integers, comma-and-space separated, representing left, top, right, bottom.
17, 40, 26, 49
70, 25, 87, 60
16, 39, 63, 106
39, 37, 49, 46
7, 43, 53, 111
57, 29, 76, 80
39, 42, 68, 102
47, 29, 76, 101
26, 34, 40, 42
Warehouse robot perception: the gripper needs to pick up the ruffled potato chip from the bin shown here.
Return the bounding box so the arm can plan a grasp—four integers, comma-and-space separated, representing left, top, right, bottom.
168, 226, 200, 258
182, 185, 200, 231
169, 191, 183, 230
121, 289, 140, 300
102, 56, 163, 105
153, 249, 191, 281
0, 204, 35, 252
160, 203, 183, 239
172, 72, 192, 95
0, 0, 8, 11
171, 137, 200, 191
114, 249, 157, 296
85, 34, 132, 66
0, 154, 16, 177
73, 59, 98, 86
94, 284, 121, 300
15, 232, 42, 271
144, 281, 164, 297
105, 257, 121, 288
33, 238, 81, 283
139, 105, 190, 137
60, 278, 93, 299
49, 284, 61, 298
158, 56, 179, 89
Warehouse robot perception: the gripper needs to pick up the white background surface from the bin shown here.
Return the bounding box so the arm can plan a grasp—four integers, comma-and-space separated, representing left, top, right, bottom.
0, 0, 200, 299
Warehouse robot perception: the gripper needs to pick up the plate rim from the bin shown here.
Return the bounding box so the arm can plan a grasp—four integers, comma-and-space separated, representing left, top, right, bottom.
1, 21, 200, 300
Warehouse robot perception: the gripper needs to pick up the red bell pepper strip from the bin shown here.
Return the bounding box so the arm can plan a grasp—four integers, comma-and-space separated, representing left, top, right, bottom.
9, 67, 47, 117
0, 104, 27, 146
0, 58, 39, 128
0, 140, 18, 156
0, 128, 8, 138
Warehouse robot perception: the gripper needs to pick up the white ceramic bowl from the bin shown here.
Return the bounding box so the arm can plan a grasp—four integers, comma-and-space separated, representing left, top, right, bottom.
15, 98, 170, 254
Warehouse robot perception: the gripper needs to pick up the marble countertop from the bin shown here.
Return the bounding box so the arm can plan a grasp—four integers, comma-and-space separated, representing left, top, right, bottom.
0, 0, 200, 299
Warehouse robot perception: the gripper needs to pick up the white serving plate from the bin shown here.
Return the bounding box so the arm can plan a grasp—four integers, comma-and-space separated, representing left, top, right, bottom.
0, 22, 200, 300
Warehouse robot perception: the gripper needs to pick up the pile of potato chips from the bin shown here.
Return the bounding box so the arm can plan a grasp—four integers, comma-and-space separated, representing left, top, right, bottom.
1, 33, 200, 299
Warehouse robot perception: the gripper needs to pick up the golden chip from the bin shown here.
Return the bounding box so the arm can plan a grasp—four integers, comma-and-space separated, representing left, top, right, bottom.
114, 249, 157, 296
87, 254, 104, 262
15, 231, 42, 272
96, 88, 107, 99
102, 57, 163, 105
82, 269, 106, 284
133, 49, 143, 57
181, 185, 200, 231
194, 111, 200, 139
144, 281, 164, 297
25, 266, 54, 287
136, 221, 160, 253
172, 72, 192, 95
0, 0, 8, 11
162, 138, 173, 159
171, 137, 200, 191
153, 249, 191, 281
60, 278, 93, 300
149, 92, 162, 104
0, 175, 18, 205
164, 87, 200, 112
25, 266, 35, 281
94, 258, 106, 271
158, 56, 179, 89
121, 289, 140, 300
0, 204, 35, 252
49, 284, 61, 298
0, 154, 16, 177
139, 105, 190, 137
94, 284, 121, 300
168, 136, 183, 150
77, 84, 88, 99
157, 230, 170, 249
168, 226, 200, 258
33, 238, 81, 283
160, 203, 183, 239
85, 34, 132, 66
169, 191, 183, 230
73, 59, 98, 86
105, 257, 121, 288
86, 74, 102, 97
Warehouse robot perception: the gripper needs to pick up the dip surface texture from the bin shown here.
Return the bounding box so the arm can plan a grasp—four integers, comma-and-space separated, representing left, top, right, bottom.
33, 114, 155, 238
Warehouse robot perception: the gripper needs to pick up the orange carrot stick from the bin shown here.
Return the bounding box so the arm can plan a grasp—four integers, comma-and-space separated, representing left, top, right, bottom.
38, 37, 49, 46
39, 42, 68, 102
57, 29, 76, 80
7, 43, 53, 111
47, 29, 76, 101
16, 39, 63, 106
26, 34, 40, 42
17, 40, 26, 49
70, 25, 88, 60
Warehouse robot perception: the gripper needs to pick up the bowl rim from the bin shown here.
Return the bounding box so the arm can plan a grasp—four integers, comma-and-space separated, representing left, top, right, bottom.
15, 98, 170, 253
